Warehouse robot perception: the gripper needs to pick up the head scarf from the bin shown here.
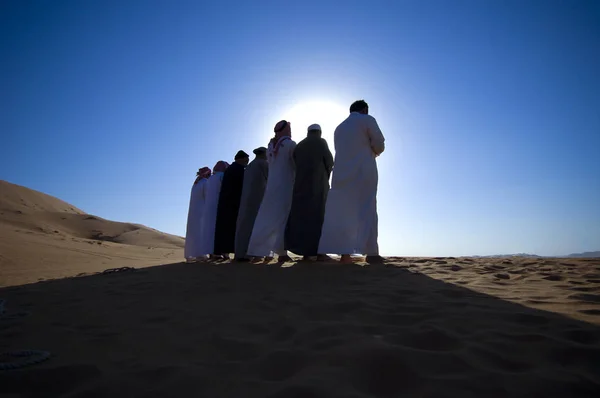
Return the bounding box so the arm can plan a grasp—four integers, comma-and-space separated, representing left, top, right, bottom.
194, 166, 211, 183
269, 120, 292, 158
213, 160, 229, 173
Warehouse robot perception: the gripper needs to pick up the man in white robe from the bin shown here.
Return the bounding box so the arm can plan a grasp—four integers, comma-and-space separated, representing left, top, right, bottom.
318, 100, 385, 263
184, 166, 211, 262
247, 120, 296, 262
200, 160, 229, 260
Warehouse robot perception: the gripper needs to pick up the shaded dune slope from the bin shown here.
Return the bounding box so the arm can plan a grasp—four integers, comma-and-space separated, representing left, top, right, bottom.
0, 180, 183, 249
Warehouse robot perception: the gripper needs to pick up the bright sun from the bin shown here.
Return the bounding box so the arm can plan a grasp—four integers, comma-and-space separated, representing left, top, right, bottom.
277, 101, 348, 154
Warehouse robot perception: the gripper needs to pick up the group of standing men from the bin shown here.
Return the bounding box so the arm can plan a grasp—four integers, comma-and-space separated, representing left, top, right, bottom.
184, 99, 385, 264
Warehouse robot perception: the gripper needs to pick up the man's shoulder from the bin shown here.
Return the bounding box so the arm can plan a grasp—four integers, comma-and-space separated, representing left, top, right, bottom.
355, 113, 377, 123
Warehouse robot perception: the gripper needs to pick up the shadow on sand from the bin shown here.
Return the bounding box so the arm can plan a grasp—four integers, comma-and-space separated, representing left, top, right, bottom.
1, 260, 599, 397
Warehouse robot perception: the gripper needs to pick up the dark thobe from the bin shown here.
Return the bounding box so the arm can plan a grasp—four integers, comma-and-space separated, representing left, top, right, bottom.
214, 162, 245, 254
285, 133, 334, 256
234, 158, 269, 259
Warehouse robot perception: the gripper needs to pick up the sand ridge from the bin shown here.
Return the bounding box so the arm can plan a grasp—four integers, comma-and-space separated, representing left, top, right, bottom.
1, 261, 600, 397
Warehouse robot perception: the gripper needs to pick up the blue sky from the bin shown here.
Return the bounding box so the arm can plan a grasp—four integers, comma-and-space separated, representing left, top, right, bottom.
2, 0, 599, 256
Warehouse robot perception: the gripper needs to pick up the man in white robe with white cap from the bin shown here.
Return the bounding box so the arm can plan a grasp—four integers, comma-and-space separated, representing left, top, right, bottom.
318, 100, 386, 264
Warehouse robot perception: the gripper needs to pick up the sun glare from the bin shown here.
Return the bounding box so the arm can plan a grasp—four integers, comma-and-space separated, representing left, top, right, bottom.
277, 101, 348, 153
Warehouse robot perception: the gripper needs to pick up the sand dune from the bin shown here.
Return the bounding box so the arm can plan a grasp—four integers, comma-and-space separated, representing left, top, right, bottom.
0, 180, 184, 287
1, 259, 599, 397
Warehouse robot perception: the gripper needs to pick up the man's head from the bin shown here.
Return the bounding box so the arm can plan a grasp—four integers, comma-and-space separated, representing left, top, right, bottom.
273, 120, 291, 138
307, 123, 322, 138
350, 100, 369, 115
213, 160, 229, 173
253, 146, 268, 160
234, 150, 250, 166
196, 166, 211, 179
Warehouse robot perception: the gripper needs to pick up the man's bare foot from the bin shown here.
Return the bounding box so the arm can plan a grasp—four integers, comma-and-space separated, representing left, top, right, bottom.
339, 254, 353, 264
317, 254, 334, 262
263, 256, 274, 263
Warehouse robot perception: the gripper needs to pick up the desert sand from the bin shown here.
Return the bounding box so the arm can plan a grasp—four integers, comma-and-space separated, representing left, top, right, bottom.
0, 180, 184, 287
1, 180, 600, 397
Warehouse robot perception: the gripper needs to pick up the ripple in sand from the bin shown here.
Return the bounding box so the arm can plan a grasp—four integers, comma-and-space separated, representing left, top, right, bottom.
385, 326, 462, 352
470, 346, 534, 373
569, 293, 600, 303
345, 345, 425, 396
0, 364, 102, 396
507, 312, 551, 326
561, 329, 600, 345
257, 350, 308, 381
579, 309, 600, 316
267, 385, 327, 398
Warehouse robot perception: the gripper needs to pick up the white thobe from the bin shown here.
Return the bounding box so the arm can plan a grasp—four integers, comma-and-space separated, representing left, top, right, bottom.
184, 178, 207, 260
318, 112, 385, 255
199, 172, 224, 255
247, 137, 296, 257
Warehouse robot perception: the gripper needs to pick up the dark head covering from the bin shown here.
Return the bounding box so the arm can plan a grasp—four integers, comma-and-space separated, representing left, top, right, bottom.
234, 150, 249, 160
253, 146, 267, 155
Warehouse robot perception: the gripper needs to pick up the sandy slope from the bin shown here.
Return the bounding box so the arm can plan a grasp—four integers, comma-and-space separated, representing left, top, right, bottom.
0, 180, 184, 287
1, 259, 599, 397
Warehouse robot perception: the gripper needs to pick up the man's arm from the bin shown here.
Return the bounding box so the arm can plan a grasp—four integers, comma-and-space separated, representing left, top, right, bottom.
261, 160, 269, 181
289, 142, 297, 171
366, 115, 385, 157
322, 139, 334, 176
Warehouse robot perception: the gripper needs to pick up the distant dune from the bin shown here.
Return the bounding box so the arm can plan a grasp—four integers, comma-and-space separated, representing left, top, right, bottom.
568, 251, 600, 258
0, 180, 184, 287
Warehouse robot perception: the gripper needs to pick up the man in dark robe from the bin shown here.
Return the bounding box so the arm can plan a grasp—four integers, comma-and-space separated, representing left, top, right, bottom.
213, 150, 249, 258
285, 124, 334, 260
234, 147, 269, 261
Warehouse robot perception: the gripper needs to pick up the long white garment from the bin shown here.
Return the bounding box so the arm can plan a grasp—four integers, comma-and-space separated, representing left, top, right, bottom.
247, 137, 297, 257
184, 178, 208, 260
199, 172, 224, 255
318, 112, 385, 255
